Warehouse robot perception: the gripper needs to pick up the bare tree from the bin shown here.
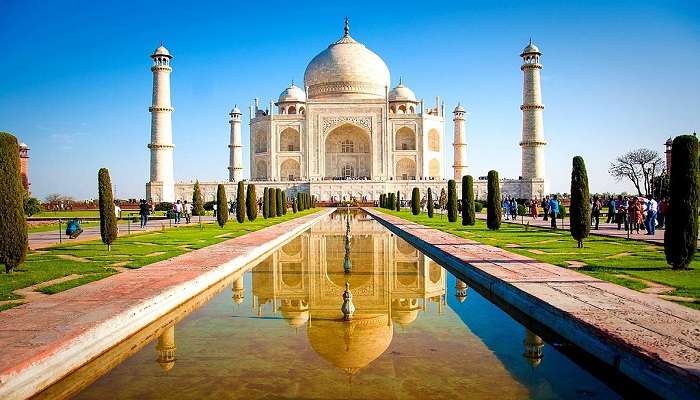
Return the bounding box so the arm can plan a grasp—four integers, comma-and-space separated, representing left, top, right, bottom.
609, 148, 665, 196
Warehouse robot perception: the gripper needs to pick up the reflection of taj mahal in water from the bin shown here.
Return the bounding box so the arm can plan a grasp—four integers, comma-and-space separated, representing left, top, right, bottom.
146, 19, 548, 203
153, 212, 545, 377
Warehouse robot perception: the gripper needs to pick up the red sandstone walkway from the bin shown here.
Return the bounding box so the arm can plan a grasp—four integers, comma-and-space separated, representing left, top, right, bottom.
28, 216, 217, 250
0, 209, 330, 400
365, 208, 700, 399
477, 212, 700, 248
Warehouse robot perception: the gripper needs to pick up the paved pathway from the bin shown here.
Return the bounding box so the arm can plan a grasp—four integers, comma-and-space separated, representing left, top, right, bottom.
29, 216, 216, 250
366, 208, 700, 399
0, 209, 331, 400
476, 212, 700, 247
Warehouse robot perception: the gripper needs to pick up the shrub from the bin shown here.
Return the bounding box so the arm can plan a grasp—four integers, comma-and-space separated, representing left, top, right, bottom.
236, 181, 245, 223
154, 202, 173, 212
411, 187, 420, 215
517, 203, 527, 217
665, 135, 699, 269
23, 195, 41, 216
559, 204, 567, 219
276, 188, 284, 216
462, 175, 475, 225
98, 168, 117, 250
569, 156, 591, 248
203, 200, 216, 211
427, 188, 434, 218
192, 181, 205, 216
0, 133, 27, 272
447, 180, 458, 222
263, 188, 270, 218
216, 184, 228, 227
474, 201, 484, 213
486, 170, 501, 230
246, 184, 257, 221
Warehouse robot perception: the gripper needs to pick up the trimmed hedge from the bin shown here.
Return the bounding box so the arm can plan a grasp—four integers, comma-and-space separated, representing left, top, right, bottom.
0, 132, 27, 272
98, 168, 118, 250
486, 170, 501, 230
665, 135, 699, 269
569, 156, 591, 248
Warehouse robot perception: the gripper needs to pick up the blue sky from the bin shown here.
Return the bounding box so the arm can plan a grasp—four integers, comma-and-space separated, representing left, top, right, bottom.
1, 0, 698, 200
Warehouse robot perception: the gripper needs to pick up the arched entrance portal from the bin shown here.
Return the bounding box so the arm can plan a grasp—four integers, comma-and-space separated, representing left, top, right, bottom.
324, 123, 371, 179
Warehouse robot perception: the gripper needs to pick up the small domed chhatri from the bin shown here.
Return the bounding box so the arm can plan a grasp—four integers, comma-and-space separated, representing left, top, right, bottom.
388, 80, 417, 102
278, 83, 306, 103
152, 43, 171, 57
520, 39, 541, 56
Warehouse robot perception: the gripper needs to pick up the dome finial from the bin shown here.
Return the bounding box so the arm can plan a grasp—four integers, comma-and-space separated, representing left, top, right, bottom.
344, 16, 350, 36
291, 79, 295, 86
399, 76, 403, 85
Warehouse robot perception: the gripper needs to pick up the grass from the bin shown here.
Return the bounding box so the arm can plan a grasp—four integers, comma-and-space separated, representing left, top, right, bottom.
31, 210, 168, 218
378, 209, 700, 307
27, 221, 100, 233
1, 209, 319, 304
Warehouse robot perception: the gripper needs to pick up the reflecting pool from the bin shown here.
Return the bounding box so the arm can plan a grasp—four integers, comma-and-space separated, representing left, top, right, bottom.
40, 210, 642, 399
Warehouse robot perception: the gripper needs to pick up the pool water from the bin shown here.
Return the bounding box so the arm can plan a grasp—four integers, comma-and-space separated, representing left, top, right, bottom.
44, 210, 635, 399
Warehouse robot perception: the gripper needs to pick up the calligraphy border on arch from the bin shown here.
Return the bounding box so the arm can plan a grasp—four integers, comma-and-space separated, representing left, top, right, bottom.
321, 116, 372, 135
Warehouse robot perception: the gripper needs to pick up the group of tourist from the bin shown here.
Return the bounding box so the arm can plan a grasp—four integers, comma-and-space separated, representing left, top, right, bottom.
594, 195, 667, 235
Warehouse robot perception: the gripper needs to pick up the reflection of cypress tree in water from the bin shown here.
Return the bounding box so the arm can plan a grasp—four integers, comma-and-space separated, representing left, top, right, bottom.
155, 325, 176, 373
523, 329, 545, 368
455, 279, 468, 303
231, 277, 245, 305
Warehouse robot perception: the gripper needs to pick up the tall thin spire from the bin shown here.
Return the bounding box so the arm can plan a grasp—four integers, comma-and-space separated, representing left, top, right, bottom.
344, 16, 350, 36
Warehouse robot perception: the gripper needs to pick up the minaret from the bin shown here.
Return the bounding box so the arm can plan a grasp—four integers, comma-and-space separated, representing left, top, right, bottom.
18, 142, 30, 193
156, 325, 176, 372
519, 40, 546, 181
146, 44, 175, 203
228, 106, 243, 181
452, 103, 467, 180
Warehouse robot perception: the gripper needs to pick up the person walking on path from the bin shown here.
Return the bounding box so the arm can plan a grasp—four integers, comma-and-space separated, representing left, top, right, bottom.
183, 200, 192, 224
591, 195, 601, 230
615, 195, 627, 231
510, 198, 518, 220
548, 195, 560, 229
657, 196, 668, 229
174, 200, 183, 224
530, 199, 538, 219
606, 196, 616, 224
628, 197, 644, 234
213, 203, 218, 218
542, 196, 550, 221
645, 195, 658, 235
139, 199, 150, 228
502, 197, 510, 220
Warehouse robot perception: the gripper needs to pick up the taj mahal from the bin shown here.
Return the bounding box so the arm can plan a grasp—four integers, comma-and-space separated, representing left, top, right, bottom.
146, 19, 547, 203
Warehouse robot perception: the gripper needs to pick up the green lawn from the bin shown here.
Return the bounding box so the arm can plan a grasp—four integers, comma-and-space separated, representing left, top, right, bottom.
27, 221, 100, 234
1, 209, 319, 308
378, 209, 700, 309
31, 210, 168, 218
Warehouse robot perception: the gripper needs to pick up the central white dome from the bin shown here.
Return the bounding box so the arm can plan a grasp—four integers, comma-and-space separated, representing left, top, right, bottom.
303, 32, 390, 100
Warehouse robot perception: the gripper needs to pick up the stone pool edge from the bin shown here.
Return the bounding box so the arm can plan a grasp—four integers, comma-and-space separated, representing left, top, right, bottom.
0, 208, 334, 400
363, 207, 700, 400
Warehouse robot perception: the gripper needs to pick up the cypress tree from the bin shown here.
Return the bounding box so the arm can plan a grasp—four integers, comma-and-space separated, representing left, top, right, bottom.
236, 181, 245, 223
246, 183, 257, 221
296, 192, 302, 211
462, 175, 475, 225
312, 195, 316, 208
486, 170, 501, 230
427, 188, 434, 218
263, 187, 270, 218
411, 187, 420, 215
269, 187, 278, 217
395, 190, 401, 211
292, 198, 298, 213
192, 180, 205, 216
98, 168, 118, 250
569, 156, 591, 248
665, 135, 699, 269
276, 188, 284, 216
216, 184, 228, 227
381, 193, 386, 208
438, 188, 447, 218
447, 180, 458, 222
0, 133, 27, 272
388, 193, 395, 210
